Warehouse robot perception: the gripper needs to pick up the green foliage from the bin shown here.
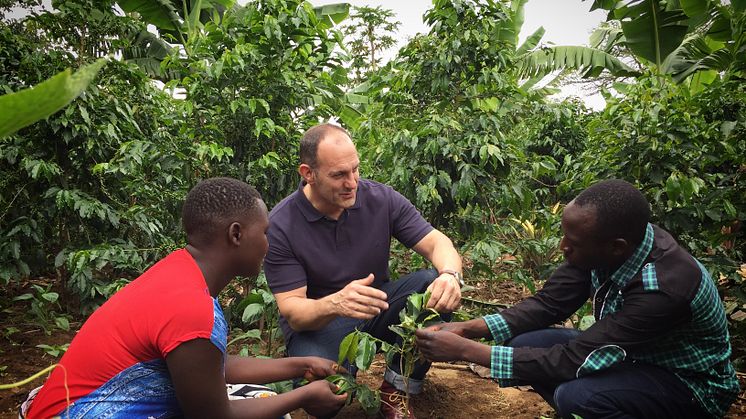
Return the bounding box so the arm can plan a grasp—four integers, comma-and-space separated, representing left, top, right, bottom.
504, 205, 563, 291
0, 2, 192, 306
0, 0, 353, 310
587, 75, 745, 264
322, 373, 380, 415
615, 0, 690, 67
590, 0, 745, 84
517, 46, 639, 79
36, 343, 69, 357
162, 0, 348, 205
225, 273, 285, 358
359, 0, 523, 235
12, 284, 71, 334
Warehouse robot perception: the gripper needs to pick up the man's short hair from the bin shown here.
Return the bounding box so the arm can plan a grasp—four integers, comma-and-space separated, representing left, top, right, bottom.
299, 123, 350, 168
182, 177, 262, 244
573, 179, 651, 245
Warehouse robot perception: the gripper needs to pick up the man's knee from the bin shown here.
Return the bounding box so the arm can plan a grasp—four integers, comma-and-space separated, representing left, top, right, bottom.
554, 379, 620, 419
403, 268, 438, 290
554, 380, 591, 418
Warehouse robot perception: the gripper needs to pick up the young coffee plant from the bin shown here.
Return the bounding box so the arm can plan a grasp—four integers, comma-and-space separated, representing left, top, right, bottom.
225, 273, 285, 358
331, 291, 442, 415
12, 284, 70, 335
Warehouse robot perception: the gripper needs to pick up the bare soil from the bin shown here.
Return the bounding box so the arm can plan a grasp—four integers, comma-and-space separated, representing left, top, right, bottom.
290, 357, 555, 419
2, 279, 745, 418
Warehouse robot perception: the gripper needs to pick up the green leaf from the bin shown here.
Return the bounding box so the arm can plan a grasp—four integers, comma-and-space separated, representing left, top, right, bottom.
589, 0, 618, 11
516, 26, 545, 56
338, 104, 364, 130
227, 329, 261, 346
241, 303, 263, 324
55, 317, 70, 331
618, 1, 689, 67
723, 200, 737, 218
338, 332, 359, 366
679, 0, 709, 18
117, 0, 181, 31
54, 250, 68, 268
517, 46, 639, 79
734, 0, 746, 13
13, 293, 33, 301
41, 292, 59, 303
405, 293, 424, 319
314, 3, 350, 27
355, 335, 376, 370
0, 59, 106, 138
578, 315, 596, 331
356, 385, 381, 416
187, 0, 205, 34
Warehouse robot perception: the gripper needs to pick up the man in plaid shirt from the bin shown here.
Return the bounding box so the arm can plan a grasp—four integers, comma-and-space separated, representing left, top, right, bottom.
416, 179, 739, 418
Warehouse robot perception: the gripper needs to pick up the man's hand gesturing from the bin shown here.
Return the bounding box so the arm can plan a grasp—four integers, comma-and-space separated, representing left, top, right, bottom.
328, 274, 389, 319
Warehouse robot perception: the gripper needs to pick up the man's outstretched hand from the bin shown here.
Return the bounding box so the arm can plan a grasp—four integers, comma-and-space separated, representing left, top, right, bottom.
329, 274, 389, 319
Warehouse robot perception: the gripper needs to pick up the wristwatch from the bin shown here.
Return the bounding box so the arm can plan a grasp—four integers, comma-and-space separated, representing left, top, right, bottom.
439, 269, 465, 287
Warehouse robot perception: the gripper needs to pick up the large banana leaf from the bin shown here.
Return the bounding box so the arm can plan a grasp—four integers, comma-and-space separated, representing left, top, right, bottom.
516, 27, 546, 56
662, 33, 725, 81
117, 0, 235, 43
117, 0, 182, 31
662, 4, 745, 82
122, 30, 176, 80
0, 60, 106, 138
614, 0, 690, 67
495, 0, 528, 46
517, 46, 640, 79
589, 25, 625, 52
314, 3, 350, 29
680, 0, 711, 18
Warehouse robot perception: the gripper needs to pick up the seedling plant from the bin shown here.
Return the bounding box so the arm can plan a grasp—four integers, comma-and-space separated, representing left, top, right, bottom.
326, 291, 442, 416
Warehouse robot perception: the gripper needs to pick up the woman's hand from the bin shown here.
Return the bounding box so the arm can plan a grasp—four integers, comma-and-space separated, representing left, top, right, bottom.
300, 380, 348, 417
301, 356, 346, 381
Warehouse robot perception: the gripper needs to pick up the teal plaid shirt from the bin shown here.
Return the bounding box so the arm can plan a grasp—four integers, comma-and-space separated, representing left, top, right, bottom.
482, 224, 739, 417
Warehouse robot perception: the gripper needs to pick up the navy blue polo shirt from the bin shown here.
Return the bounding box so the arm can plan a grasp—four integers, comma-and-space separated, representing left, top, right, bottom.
264, 179, 433, 331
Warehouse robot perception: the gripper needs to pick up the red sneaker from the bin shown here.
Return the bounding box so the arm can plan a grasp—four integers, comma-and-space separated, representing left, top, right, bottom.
379, 381, 415, 419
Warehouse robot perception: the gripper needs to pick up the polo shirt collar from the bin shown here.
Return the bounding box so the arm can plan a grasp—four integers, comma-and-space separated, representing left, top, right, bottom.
593, 223, 654, 288
294, 180, 362, 222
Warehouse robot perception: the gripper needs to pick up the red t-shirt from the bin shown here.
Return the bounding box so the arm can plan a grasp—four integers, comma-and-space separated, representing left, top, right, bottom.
28, 249, 224, 419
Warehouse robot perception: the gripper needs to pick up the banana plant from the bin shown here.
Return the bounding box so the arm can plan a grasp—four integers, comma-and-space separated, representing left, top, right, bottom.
117, 0, 234, 46
663, 2, 746, 84
502, 0, 639, 90
586, 0, 745, 84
